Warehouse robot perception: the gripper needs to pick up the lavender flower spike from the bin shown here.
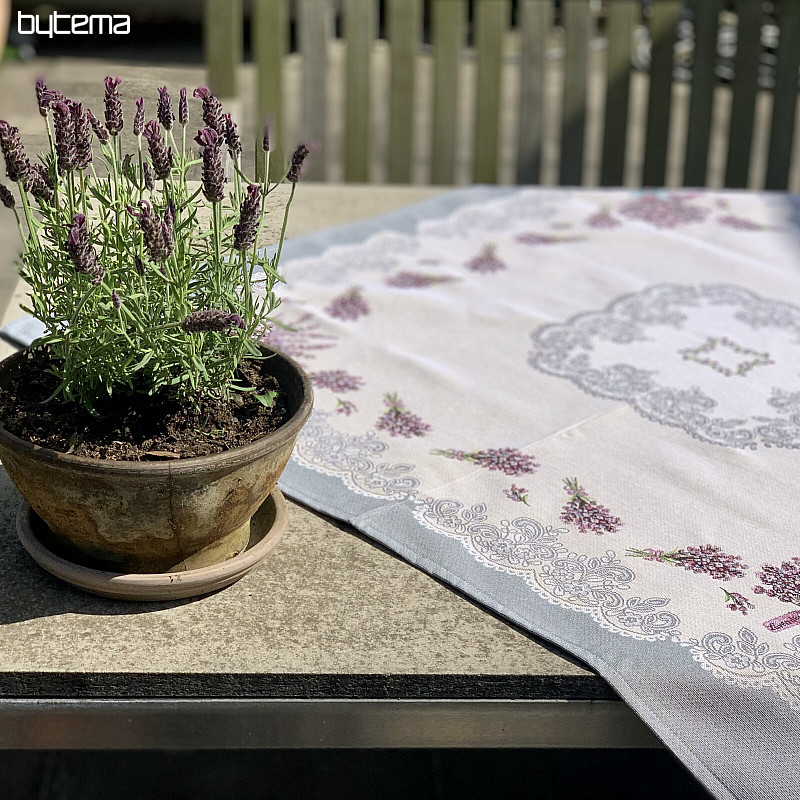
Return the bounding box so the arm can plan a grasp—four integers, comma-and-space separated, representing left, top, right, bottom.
35, 80, 64, 117
157, 87, 175, 131
192, 87, 224, 134
86, 109, 110, 143
133, 98, 145, 137
194, 127, 225, 203
143, 162, 155, 191
178, 87, 188, 126
70, 101, 93, 170
182, 309, 246, 333
223, 113, 241, 159
287, 143, 310, 183
262, 123, 270, 153
112, 290, 122, 309
29, 165, 54, 204
127, 200, 173, 262
143, 120, 173, 180
0, 121, 32, 187
103, 76, 123, 135
52, 102, 77, 174
0, 183, 14, 209
233, 183, 262, 251
66, 213, 104, 285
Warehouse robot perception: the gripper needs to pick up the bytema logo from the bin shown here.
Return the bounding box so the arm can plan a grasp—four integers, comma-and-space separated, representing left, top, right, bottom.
17, 11, 131, 38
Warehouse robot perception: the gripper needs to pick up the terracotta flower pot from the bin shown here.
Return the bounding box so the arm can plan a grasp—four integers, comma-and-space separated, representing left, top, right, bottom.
0, 347, 313, 574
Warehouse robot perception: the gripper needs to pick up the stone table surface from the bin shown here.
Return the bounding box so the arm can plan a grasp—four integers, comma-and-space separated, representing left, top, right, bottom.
0, 184, 615, 707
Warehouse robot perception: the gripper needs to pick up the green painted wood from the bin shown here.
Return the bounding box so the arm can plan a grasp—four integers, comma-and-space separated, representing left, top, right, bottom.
560, 0, 591, 186
345, 0, 376, 182
474, 0, 510, 183
204, 0, 242, 99
252, 0, 287, 181
432, 0, 466, 185
765, 0, 800, 190
299, 0, 333, 181
725, 0, 763, 188
642, 0, 681, 186
600, 0, 636, 187
516, 0, 550, 184
387, 0, 422, 183
683, 0, 723, 186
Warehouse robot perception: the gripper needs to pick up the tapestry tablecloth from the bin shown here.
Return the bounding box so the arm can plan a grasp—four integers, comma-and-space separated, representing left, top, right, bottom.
4, 187, 800, 799
272, 187, 800, 800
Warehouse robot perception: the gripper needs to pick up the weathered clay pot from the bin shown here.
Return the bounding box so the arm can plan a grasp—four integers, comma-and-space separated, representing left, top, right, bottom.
0, 347, 312, 573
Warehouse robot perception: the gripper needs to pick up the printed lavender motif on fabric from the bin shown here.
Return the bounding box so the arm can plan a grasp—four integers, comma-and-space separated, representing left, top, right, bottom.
375, 393, 431, 438
465, 244, 505, 273
755, 557, 800, 631
260, 311, 336, 368
560, 478, 622, 535
529, 283, 800, 449
431, 447, 539, 476
515, 232, 587, 246
504, 484, 530, 504
384, 271, 459, 288
310, 369, 365, 393
618, 193, 709, 228
325, 287, 370, 321
585, 209, 622, 229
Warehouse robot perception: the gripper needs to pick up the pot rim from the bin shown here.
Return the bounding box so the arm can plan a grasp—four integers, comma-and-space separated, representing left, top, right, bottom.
0, 345, 314, 476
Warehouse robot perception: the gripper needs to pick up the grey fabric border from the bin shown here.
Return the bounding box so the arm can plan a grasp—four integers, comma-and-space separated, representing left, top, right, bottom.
277, 186, 800, 800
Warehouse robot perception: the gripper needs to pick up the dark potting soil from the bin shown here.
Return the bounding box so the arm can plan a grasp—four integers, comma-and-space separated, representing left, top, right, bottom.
0, 349, 290, 461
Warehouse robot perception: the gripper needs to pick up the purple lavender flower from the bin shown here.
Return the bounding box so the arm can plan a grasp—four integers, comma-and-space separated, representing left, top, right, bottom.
335, 398, 357, 416
144, 120, 173, 180
504, 484, 530, 505
157, 87, 175, 131
163, 198, 176, 231
103, 76, 123, 135
29, 165, 53, 204
70, 101, 93, 170
133, 97, 145, 137
0, 121, 33, 186
143, 161, 155, 191
178, 88, 188, 126
0, 183, 14, 208
111, 289, 122, 309
618, 194, 709, 228
384, 271, 458, 289
182, 309, 246, 333
325, 287, 369, 321
193, 87, 224, 134
723, 589, 753, 615
560, 478, 622, 535
127, 200, 173, 262
310, 369, 364, 393
86, 109, 110, 143
52, 101, 76, 174
194, 127, 225, 203
754, 558, 800, 605
432, 447, 539, 477
223, 113, 242, 159
375, 393, 431, 438
674, 545, 747, 581
262, 123, 270, 153
718, 214, 763, 231
35, 80, 63, 117
465, 244, 504, 273
66, 213, 104, 285
287, 143, 310, 183
233, 183, 261, 251
133, 254, 145, 277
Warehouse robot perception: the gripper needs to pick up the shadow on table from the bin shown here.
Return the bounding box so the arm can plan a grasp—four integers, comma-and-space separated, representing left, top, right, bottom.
0, 470, 198, 624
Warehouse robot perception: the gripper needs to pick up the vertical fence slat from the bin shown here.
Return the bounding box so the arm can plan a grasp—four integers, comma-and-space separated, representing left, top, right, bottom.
642, 0, 681, 186
560, 0, 591, 186
299, 0, 333, 181
683, 0, 722, 186
600, 0, 636, 186
345, 0, 375, 182
516, 0, 550, 184
432, 0, 466, 185
387, 0, 422, 183
765, 1, 800, 190
474, 0, 509, 183
724, 0, 763, 188
205, 0, 242, 99
253, 0, 287, 181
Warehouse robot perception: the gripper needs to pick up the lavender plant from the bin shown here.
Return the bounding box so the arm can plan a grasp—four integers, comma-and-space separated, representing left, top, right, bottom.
0, 78, 308, 413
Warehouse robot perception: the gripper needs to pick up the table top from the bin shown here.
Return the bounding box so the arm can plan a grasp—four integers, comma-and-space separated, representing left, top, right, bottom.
0, 184, 622, 708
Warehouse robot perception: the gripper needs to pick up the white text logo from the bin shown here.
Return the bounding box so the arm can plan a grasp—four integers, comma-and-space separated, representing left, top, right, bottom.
17, 12, 131, 38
